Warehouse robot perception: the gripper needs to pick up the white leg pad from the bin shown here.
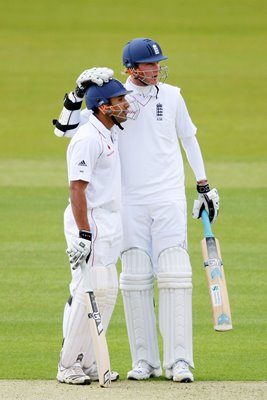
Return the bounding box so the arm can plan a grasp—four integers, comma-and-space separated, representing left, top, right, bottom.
157, 247, 194, 369
89, 264, 118, 331
120, 248, 161, 369
61, 264, 118, 370
60, 286, 89, 368
82, 264, 118, 369
62, 299, 71, 339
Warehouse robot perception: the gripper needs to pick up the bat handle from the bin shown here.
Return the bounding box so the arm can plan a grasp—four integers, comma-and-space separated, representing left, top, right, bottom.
201, 210, 214, 238
80, 261, 93, 291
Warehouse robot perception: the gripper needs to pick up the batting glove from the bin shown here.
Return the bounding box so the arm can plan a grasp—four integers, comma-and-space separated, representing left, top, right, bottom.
192, 182, 219, 224
66, 230, 92, 270
75, 67, 114, 98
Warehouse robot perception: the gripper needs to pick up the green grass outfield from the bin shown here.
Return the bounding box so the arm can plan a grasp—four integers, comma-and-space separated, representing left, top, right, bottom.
0, 0, 266, 382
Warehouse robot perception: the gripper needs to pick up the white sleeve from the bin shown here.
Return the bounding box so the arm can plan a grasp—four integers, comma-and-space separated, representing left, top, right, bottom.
53, 92, 91, 138
175, 93, 197, 138
181, 135, 207, 181
68, 135, 101, 183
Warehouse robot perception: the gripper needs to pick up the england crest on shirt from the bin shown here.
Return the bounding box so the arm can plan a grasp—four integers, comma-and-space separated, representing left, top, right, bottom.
156, 103, 163, 120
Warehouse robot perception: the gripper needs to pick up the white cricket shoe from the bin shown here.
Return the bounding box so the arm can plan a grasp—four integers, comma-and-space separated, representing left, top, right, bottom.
127, 360, 162, 380
57, 362, 91, 385
166, 360, 194, 383
84, 362, 119, 382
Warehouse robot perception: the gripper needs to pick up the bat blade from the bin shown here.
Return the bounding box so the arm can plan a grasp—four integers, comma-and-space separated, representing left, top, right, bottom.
82, 262, 111, 387
86, 291, 111, 387
201, 210, 232, 331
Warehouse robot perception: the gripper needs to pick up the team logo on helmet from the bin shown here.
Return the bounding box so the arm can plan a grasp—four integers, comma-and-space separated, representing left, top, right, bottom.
152, 44, 160, 55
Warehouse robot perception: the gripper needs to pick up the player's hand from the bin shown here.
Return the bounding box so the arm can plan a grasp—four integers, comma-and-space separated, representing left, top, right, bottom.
66, 230, 92, 270
75, 67, 114, 98
192, 182, 219, 224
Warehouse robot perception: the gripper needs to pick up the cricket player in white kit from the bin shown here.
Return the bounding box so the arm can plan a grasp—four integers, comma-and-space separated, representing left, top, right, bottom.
53, 39, 219, 383
56, 76, 134, 385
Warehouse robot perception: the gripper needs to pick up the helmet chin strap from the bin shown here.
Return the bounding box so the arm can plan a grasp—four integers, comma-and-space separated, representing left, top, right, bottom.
129, 68, 159, 98
128, 68, 149, 86
135, 72, 149, 86
137, 78, 149, 86
129, 65, 168, 87
99, 105, 124, 130
135, 72, 148, 86
111, 115, 124, 130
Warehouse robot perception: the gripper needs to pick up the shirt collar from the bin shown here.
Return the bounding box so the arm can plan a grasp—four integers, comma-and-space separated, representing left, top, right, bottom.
89, 113, 112, 140
125, 77, 159, 97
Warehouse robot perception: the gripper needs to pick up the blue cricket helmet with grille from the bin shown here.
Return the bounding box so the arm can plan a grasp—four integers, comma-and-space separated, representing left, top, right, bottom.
122, 38, 168, 68
85, 79, 132, 110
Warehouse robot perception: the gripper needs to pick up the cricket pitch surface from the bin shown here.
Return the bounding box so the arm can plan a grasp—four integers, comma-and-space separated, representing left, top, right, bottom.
1, 380, 266, 400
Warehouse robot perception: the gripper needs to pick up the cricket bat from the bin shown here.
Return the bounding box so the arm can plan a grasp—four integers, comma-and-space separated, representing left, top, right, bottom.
201, 210, 232, 331
81, 262, 111, 387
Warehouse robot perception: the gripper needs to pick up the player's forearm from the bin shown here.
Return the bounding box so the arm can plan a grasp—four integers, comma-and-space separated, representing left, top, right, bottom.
53, 92, 83, 138
181, 136, 207, 181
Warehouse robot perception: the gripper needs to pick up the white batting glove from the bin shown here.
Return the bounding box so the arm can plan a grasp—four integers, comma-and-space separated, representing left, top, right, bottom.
66, 231, 92, 270
75, 67, 114, 97
192, 183, 219, 224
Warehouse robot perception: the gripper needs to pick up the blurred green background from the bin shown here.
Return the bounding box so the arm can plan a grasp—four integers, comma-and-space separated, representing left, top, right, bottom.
0, 0, 266, 381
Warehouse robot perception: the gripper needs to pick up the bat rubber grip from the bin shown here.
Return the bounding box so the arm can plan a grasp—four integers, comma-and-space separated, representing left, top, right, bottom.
201, 210, 213, 238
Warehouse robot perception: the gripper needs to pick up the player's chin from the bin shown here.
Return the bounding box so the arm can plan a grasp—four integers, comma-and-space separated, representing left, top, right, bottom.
117, 115, 128, 123
148, 77, 159, 85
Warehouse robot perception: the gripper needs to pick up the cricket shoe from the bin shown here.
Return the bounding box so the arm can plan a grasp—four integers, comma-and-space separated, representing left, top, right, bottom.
127, 360, 162, 380
57, 361, 91, 385
83, 362, 119, 382
165, 360, 194, 383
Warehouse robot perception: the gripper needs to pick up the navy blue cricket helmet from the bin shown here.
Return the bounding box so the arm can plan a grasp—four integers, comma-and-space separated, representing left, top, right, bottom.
122, 38, 168, 68
85, 79, 132, 110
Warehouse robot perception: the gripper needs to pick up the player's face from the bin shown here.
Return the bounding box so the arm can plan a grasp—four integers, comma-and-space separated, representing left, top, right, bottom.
136, 62, 160, 85
109, 95, 130, 122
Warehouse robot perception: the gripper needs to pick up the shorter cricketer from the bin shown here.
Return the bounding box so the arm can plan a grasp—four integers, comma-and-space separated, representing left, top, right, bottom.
56, 74, 134, 385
